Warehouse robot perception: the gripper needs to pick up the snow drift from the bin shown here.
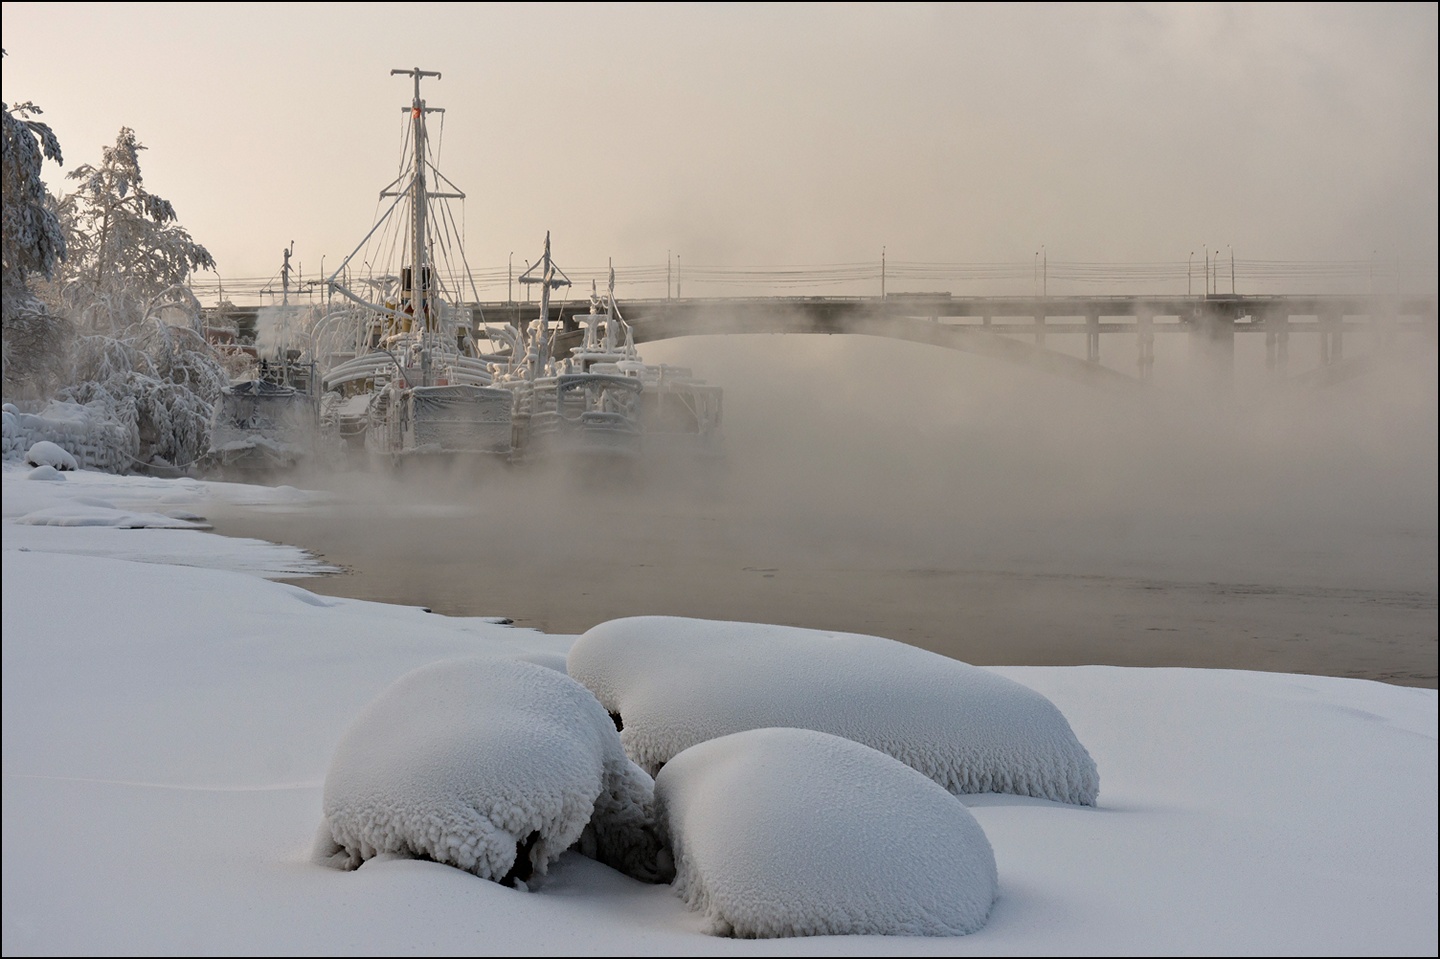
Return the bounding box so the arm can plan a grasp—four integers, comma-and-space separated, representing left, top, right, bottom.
314, 656, 672, 886
654, 726, 998, 938
2, 402, 130, 473
567, 616, 1100, 805
23, 440, 77, 470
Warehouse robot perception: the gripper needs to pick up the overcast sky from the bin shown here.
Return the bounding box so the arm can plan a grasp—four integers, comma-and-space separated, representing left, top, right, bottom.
3, 2, 1436, 298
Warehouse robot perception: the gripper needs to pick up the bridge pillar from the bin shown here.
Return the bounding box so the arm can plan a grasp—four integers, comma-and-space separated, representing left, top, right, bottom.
1374, 301, 1399, 354
1034, 313, 1046, 346
1086, 314, 1101, 363
1189, 305, 1235, 389
1262, 310, 1290, 375
1137, 312, 1154, 382
1320, 311, 1343, 365
1371, 304, 1389, 352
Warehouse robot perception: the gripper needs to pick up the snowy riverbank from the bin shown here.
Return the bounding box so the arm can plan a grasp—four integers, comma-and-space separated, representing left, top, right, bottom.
2, 462, 1436, 955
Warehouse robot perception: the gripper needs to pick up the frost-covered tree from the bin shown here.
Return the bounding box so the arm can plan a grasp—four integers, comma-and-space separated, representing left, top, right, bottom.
1, 49, 72, 398
4, 84, 229, 471
53, 126, 216, 333
61, 304, 229, 469
1, 92, 64, 286
35, 125, 228, 470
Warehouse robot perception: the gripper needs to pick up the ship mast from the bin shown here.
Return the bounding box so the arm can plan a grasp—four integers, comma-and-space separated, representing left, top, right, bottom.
391, 67, 439, 333
517, 231, 571, 380
606, 261, 620, 354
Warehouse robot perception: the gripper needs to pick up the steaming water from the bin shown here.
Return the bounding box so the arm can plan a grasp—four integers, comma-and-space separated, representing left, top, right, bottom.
205, 334, 1438, 688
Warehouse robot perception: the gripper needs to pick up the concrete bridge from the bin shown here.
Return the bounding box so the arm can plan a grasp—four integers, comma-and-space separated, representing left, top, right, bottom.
212, 292, 1437, 389
479, 293, 1438, 388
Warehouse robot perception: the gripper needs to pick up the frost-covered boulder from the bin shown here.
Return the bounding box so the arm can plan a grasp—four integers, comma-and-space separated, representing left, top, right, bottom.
313, 656, 672, 887
656, 727, 998, 938
24, 464, 67, 481
24, 440, 78, 471
568, 616, 1099, 806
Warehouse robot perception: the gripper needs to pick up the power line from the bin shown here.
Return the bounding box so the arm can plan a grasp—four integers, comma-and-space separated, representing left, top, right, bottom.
189, 258, 1437, 305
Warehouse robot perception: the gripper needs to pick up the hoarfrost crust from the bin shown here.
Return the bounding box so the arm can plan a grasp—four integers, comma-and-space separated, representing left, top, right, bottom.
314, 656, 670, 885
569, 615, 1100, 806
656, 727, 998, 938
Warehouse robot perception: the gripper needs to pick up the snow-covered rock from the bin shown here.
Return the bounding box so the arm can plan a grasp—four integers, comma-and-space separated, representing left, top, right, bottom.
313, 656, 672, 887
655, 726, 998, 938
568, 616, 1100, 806
24, 440, 77, 471
24, 464, 67, 481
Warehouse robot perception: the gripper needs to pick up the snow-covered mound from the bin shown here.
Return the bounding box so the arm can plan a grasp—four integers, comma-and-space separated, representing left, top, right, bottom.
314, 656, 672, 887
655, 726, 998, 938
14, 504, 209, 528
3, 401, 131, 473
568, 616, 1100, 806
24, 440, 77, 471
25, 464, 66, 481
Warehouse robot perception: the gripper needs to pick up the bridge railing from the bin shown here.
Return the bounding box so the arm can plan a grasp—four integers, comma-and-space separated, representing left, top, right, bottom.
189, 257, 1438, 308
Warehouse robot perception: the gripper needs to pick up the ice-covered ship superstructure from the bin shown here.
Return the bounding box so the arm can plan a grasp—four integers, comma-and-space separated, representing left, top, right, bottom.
313, 68, 513, 465
486, 237, 642, 463
202, 354, 319, 479
487, 237, 723, 466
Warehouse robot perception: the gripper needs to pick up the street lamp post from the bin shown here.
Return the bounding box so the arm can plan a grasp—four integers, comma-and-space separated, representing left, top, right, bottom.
1188, 251, 1194, 296
508, 252, 513, 305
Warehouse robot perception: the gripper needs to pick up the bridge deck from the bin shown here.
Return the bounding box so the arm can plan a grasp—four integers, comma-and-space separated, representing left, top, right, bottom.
205, 293, 1437, 388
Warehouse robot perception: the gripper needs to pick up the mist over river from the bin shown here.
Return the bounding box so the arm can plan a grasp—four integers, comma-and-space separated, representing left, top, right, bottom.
207, 335, 1438, 688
